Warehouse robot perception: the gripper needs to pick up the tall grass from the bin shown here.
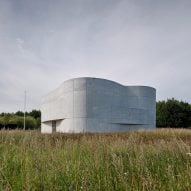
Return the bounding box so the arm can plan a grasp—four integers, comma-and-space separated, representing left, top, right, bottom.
0, 129, 191, 190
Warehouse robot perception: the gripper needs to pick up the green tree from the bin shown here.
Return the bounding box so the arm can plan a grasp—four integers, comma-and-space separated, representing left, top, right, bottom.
15, 111, 24, 116
25, 116, 38, 129
2, 113, 11, 128
29, 110, 41, 119
0, 111, 41, 130
157, 98, 191, 128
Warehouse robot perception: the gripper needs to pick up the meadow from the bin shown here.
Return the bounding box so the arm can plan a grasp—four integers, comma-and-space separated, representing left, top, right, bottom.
0, 129, 191, 191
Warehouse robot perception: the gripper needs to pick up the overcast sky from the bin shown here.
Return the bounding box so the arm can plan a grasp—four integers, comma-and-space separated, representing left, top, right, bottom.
0, 0, 191, 112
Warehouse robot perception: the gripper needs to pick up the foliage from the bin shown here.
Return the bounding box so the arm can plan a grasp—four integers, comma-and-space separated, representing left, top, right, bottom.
14, 116, 38, 129
15, 111, 24, 116
0, 130, 191, 190
157, 98, 191, 128
16, 110, 41, 119
0, 110, 41, 129
28, 110, 41, 119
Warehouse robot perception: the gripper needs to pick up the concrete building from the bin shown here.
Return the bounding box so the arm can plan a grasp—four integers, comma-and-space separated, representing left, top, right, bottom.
41, 77, 156, 133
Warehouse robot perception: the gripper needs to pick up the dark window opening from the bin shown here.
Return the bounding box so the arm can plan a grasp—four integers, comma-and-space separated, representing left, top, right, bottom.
52, 121, 56, 132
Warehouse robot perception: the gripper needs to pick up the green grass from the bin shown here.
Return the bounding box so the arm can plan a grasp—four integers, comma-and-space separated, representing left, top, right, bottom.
0, 129, 191, 190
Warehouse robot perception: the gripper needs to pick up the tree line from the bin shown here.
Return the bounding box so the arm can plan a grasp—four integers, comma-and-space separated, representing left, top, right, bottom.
156, 98, 191, 128
0, 110, 41, 130
0, 98, 191, 130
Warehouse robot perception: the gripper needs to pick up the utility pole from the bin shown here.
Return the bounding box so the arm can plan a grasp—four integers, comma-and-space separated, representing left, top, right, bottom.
24, 90, 26, 130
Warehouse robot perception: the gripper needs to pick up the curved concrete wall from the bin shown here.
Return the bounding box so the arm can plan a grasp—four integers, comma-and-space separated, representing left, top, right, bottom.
41, 78, 156, 133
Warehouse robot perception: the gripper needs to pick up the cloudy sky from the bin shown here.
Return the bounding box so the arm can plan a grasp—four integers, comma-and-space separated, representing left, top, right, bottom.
0, 0, 191, 112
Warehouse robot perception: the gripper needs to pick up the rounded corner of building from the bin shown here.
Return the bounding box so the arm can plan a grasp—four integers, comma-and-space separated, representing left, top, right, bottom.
41, 77, 156, 133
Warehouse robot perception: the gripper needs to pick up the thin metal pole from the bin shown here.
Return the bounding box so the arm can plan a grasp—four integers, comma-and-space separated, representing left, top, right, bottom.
24, 91, 26, 130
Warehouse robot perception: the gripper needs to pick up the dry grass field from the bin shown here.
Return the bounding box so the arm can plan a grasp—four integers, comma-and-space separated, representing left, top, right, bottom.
0, 129, 191, 190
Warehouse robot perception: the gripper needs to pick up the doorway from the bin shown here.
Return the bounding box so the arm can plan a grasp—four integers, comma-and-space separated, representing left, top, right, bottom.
52, 120, 56, 133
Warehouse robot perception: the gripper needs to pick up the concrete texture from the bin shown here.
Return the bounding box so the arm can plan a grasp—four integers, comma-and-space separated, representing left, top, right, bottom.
41, 77, 156, 133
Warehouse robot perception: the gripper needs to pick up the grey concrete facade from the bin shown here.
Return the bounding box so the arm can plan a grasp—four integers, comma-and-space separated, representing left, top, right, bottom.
41, 78, 156, 133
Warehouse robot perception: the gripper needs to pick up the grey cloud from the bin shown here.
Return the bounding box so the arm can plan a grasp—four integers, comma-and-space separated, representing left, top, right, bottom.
0, 0, 191, 112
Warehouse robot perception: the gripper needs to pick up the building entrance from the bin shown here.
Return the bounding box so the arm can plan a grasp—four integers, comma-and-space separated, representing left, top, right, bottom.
52, 120, 56, 132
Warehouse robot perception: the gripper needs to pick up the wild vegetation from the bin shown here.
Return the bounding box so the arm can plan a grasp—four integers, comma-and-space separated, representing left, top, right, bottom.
0, 110, 41, 130
0, 129, 191, 190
